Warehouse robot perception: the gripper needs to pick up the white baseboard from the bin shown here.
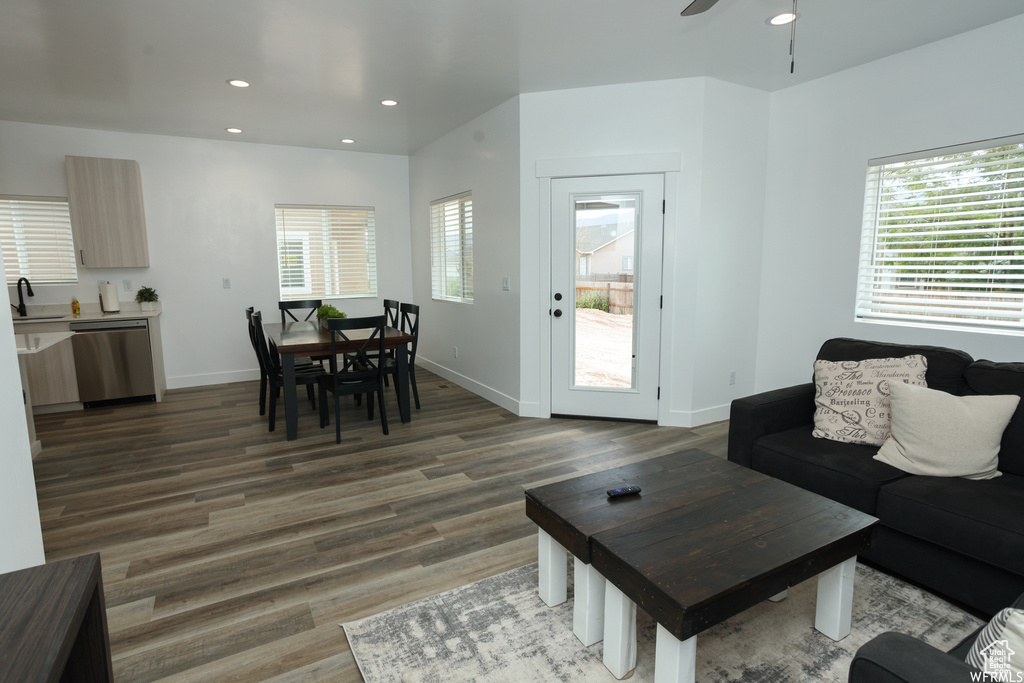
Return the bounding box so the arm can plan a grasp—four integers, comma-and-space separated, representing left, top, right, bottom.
167, 368, 260, 390
660, 403, 731, 428
417, 357, 520, 415
517, 401, 543, 418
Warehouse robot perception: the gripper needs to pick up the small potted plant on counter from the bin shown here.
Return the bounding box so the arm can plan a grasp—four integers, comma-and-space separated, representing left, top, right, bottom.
135, 286, 159, 312
316, 304, 346, 329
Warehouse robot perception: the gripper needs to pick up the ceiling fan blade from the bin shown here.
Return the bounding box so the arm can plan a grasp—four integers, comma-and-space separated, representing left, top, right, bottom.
680, 0, 721, 16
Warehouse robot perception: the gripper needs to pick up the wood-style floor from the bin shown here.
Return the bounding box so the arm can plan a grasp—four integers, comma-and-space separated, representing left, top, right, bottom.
32, 369, 728, 681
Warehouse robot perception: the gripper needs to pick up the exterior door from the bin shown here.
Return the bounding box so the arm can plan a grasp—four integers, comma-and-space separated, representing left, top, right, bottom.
550, 174, 664, 420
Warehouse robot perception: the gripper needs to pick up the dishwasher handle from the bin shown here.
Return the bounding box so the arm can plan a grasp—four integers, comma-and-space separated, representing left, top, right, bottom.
70, 319, 149, 332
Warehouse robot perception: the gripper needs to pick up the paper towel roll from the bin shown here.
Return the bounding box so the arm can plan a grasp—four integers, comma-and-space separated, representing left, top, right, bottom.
99, 282, 121, 313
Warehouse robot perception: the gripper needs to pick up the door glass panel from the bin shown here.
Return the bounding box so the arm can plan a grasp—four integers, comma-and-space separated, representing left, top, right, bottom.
572, 194, 638, 389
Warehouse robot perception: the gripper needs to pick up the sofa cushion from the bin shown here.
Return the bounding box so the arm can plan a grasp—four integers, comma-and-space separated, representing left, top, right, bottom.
877, 473, 1024, 577
966, 607, 1024, 675
812, 355, 928, 446
752, 427, 910, 514
966, 361, 1024, 477
817, 338, 974, 396
874, 381, 1018, 480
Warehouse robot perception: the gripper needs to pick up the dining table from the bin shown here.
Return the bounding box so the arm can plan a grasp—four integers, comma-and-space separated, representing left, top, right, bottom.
264, 321, 414, 440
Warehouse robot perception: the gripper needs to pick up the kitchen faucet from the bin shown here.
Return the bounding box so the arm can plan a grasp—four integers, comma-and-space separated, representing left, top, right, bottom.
13, 276, 34, 317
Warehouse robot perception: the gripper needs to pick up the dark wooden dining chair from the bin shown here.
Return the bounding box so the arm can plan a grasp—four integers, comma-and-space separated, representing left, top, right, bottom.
318, 315, 389, 442
383, 299, 400, 329
280, 298, 334, 364
251, 310, 322, 432
245, 306, 269, 415
279, 299, 323, 325
374, 299, 401, 385
382, 302, 421, 410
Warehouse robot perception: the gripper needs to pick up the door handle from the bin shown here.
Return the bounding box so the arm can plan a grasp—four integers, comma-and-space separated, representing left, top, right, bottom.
553, 309, 562, 318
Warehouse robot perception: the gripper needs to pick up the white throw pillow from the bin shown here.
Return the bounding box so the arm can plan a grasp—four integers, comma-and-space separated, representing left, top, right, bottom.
966, 607, 1024, 676
812, 355, 928, 446
874, 381, 1019, 479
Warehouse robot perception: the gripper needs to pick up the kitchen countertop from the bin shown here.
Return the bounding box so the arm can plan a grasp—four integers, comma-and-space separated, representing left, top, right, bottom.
11, 305, 162, 325
15, 331, 75, 355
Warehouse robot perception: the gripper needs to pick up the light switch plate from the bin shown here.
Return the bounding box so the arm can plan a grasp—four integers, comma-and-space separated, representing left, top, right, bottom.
222, 278, 231, 289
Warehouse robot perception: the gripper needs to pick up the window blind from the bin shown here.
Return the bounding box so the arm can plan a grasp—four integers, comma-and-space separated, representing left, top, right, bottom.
0, 196, 78, 285
856, 136, 1024, 333
275, 204, 377, 300
430, 192, 473, 302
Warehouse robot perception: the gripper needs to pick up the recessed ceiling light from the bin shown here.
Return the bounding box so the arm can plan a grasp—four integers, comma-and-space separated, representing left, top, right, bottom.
380, 99, 398, 107
226, 127, 243, 134
767, 13, 797, 25
340, 138, 355, 144
227, 79, 250, 88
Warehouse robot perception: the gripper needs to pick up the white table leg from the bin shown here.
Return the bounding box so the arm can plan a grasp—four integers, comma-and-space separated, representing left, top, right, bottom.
537, 528, 567, 606
654, 624, 696, 683
573, 558, 605, 645
768, 588, 788, 602
603, 581, 637, 679
815, 556, 857, 640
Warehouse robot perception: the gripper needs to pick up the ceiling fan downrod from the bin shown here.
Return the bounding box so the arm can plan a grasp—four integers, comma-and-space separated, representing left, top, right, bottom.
790, 0, 798, 73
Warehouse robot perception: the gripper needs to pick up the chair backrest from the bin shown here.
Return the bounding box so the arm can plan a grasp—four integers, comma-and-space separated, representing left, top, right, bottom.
250, 310, 278, 375
279, 299, 323, 324
326, 315, 386, 376
399, 303, 419, 362
383, 299, 400, 329
245, 306, 261, 365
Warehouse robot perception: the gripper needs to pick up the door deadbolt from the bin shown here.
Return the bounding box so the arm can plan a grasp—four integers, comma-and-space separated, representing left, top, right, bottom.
554, 293, 563, 301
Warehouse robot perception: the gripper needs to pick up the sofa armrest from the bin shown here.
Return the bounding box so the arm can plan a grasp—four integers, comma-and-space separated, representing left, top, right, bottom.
727, 383, 815, 468
849, 632, 979, 683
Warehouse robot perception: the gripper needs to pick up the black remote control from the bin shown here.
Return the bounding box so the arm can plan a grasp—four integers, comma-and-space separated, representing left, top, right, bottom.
606, 485, 641, 498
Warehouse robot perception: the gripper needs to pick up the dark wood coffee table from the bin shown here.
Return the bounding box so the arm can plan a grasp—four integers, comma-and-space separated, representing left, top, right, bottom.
524, 450, 878, 680
525, 450, 729, 645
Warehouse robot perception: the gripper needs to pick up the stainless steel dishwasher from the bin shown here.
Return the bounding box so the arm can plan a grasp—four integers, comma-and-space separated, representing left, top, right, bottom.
70, 318, 156, 407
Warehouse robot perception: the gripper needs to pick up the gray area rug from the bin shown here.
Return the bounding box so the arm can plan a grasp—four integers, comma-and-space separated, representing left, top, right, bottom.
343, 562, 981, 682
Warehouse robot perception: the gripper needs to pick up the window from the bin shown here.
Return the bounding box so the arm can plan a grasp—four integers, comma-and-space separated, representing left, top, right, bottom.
430, 192, 473, 302
856, 135, 1024, 333
0, 196, 78, 285
622, 255, 633, 271
275, 204, 377, 300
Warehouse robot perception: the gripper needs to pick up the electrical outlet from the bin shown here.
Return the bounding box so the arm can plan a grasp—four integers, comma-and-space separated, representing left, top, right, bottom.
123, 279, 132, 291
502, 277, 511, 292
729, 370, 737, 386
222, 278, 231, 289
453, 346, 458, 359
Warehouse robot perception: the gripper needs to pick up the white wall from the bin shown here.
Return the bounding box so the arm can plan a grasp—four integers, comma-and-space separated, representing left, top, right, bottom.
756, 14, 1024, 391
408, 98, 521, 411
519, 77, 769, 425
0, 121, 412, 388
0, 239, 46, 573
691, 78, 770, 420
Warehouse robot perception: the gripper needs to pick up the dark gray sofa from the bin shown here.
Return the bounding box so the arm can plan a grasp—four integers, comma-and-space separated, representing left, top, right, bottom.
849, 592, 1024, 682
728, 337, 1024, 617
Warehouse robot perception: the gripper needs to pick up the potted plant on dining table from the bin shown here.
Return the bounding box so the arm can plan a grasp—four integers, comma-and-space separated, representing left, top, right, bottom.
315, 304, 347, 329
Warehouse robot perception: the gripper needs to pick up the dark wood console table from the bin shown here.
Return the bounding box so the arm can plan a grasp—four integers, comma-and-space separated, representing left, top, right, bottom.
0, 553, 114, 682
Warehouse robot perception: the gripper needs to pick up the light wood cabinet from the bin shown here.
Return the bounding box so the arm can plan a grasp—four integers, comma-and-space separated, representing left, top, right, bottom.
65, 156, 150, 268
17, 322, 80, 406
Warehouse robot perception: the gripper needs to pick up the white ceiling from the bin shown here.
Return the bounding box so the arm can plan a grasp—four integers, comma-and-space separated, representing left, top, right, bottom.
2, 0, 1023, 156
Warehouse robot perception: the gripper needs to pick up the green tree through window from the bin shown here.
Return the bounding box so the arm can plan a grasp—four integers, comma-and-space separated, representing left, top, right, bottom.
857, 137, 1024, 332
